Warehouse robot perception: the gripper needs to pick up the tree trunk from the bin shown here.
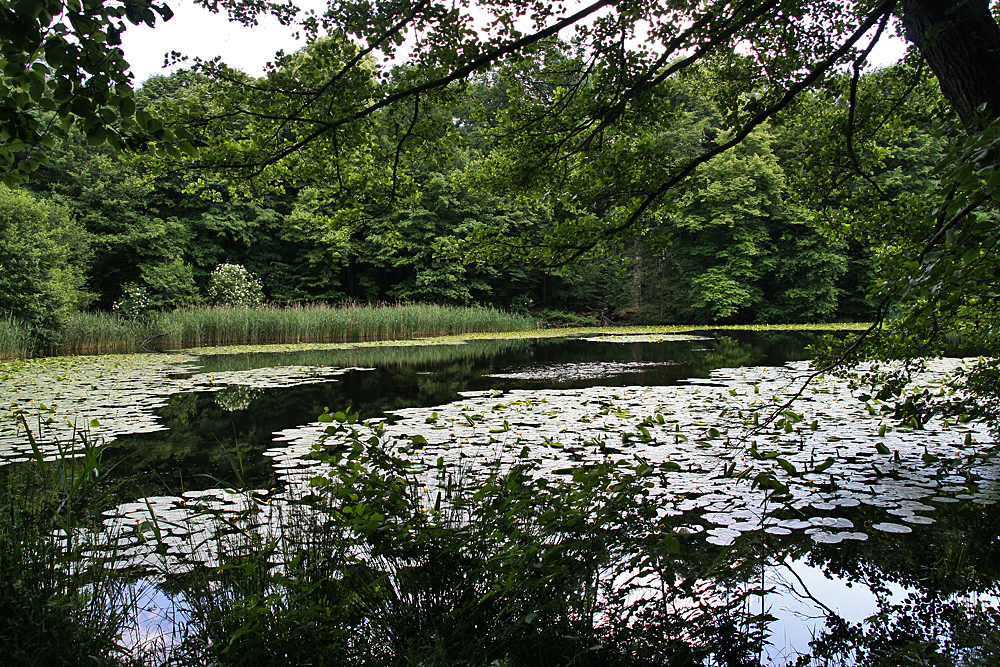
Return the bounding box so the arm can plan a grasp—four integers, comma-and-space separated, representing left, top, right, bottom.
902, 0, 1000, 125
631, 239, 642, 311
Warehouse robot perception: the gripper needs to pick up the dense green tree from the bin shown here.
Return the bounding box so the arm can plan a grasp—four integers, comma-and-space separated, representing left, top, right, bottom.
266, 186, 352, 302
0, 185, 89, 346
23, 129, 160, 307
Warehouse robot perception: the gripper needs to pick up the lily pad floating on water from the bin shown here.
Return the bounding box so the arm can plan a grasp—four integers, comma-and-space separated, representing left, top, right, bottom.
705, 527, 742, 546
871, 522, 913, 534
266, 357, 995, 552
486, 361, 676, 381
581, 334, 715, 343
0, 354, 359, 461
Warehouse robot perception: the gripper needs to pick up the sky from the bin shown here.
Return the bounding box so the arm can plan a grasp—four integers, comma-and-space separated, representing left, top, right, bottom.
119, 1, 911, 85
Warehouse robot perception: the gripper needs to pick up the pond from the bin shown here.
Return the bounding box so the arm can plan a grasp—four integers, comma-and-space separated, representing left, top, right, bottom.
2, 329, 999, 665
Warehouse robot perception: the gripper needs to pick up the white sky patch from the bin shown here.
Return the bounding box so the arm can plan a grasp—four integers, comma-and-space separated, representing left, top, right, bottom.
119, 0, 322, 84
119, 1, 910, 85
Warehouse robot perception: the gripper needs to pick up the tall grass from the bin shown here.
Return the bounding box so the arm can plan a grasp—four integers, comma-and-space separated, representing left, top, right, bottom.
0, 421, 142, 666
3, 303, 537, 358
155, 302, 536, 349
58, 310, 161, 356
0, 314, 36, 359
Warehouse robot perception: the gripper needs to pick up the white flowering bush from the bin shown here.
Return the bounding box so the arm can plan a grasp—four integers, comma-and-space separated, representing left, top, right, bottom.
112, 283, 151, 320
207, 263, 264, 308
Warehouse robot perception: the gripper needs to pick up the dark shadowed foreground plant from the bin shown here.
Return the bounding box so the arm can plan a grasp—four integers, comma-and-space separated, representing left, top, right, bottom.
170, 410, 769, 666
0, 419, 140, 666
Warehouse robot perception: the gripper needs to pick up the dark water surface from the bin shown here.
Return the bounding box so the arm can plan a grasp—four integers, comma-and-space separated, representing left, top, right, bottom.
92, 331, 1000, 665
103, 331, 816, 495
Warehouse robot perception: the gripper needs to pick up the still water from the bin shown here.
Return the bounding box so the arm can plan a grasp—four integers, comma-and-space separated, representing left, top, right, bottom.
3, 329, 999, 664
100, 331, 815, 495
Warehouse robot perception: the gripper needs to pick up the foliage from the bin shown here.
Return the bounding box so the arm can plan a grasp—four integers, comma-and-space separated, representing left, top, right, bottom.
142, 257, 201, 309
798, 60, 1000, 424
0, 0, 176, 186
0, 423, 136, 665
645, 129, 848, 323
207, 263, 263, 309
0, 185, 90, 350
146, 35, 395, 202
112, 283, 152, 320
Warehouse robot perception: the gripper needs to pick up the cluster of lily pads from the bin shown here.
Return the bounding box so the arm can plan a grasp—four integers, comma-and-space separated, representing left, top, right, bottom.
272, 357, 994, 549
2, 335, 996, 570
0, 353, 358, 462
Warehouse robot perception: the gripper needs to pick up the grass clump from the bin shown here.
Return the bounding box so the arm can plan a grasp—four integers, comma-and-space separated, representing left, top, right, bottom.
0, 302, 538, 358
0, 421, 140, 666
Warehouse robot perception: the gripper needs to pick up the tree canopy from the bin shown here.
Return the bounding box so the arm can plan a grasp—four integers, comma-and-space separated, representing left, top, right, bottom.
5, 0, 1000, 418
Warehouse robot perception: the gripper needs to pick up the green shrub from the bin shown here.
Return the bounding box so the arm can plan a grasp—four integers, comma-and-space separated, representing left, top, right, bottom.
112, 283, 152, 320
207, 263, 265, 308
0, 186, 90, 351
141, 258, 200, 309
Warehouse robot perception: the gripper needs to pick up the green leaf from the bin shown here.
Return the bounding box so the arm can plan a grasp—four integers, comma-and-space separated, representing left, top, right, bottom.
119, 96, 136, 117
812, 457, 835, 473
775, 458, 798, 476
85, 125, 108, 145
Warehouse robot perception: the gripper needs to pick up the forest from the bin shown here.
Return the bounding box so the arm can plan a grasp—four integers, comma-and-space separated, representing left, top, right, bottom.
1, 45, 945, 345
3, 2, 1000, 665
0, 0, 996, 381
1, 0, 998, 366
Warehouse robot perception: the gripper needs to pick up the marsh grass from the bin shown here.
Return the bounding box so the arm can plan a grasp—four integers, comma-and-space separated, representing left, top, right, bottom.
154, 302, 536, 349
0, 314, 36, 359
0, 420, 142, 666
12, 303, 536, 358
59, 311, 158, 356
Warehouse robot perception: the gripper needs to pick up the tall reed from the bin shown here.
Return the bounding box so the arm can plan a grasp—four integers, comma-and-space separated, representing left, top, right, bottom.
3, 303, 537, 358
0, 314, 34, 359
58, 311, 160, 356
157, 303, 536, 349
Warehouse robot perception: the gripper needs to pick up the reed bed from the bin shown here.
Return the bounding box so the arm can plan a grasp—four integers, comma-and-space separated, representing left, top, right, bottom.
157, 303, 536, 349
59, 311, 160, 356
1, 303, 537, 358
0, 315, 35, 359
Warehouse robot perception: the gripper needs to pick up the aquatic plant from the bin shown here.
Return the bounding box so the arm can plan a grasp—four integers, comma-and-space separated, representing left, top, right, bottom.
0, 420, 141, 665
162, 410, 767, 666
0, 302, 540, 358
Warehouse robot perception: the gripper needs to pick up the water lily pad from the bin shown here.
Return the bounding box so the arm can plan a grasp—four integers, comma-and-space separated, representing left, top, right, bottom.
871, 522, 913, 534
705, 527, 742, 546
581, 334, 714, 343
